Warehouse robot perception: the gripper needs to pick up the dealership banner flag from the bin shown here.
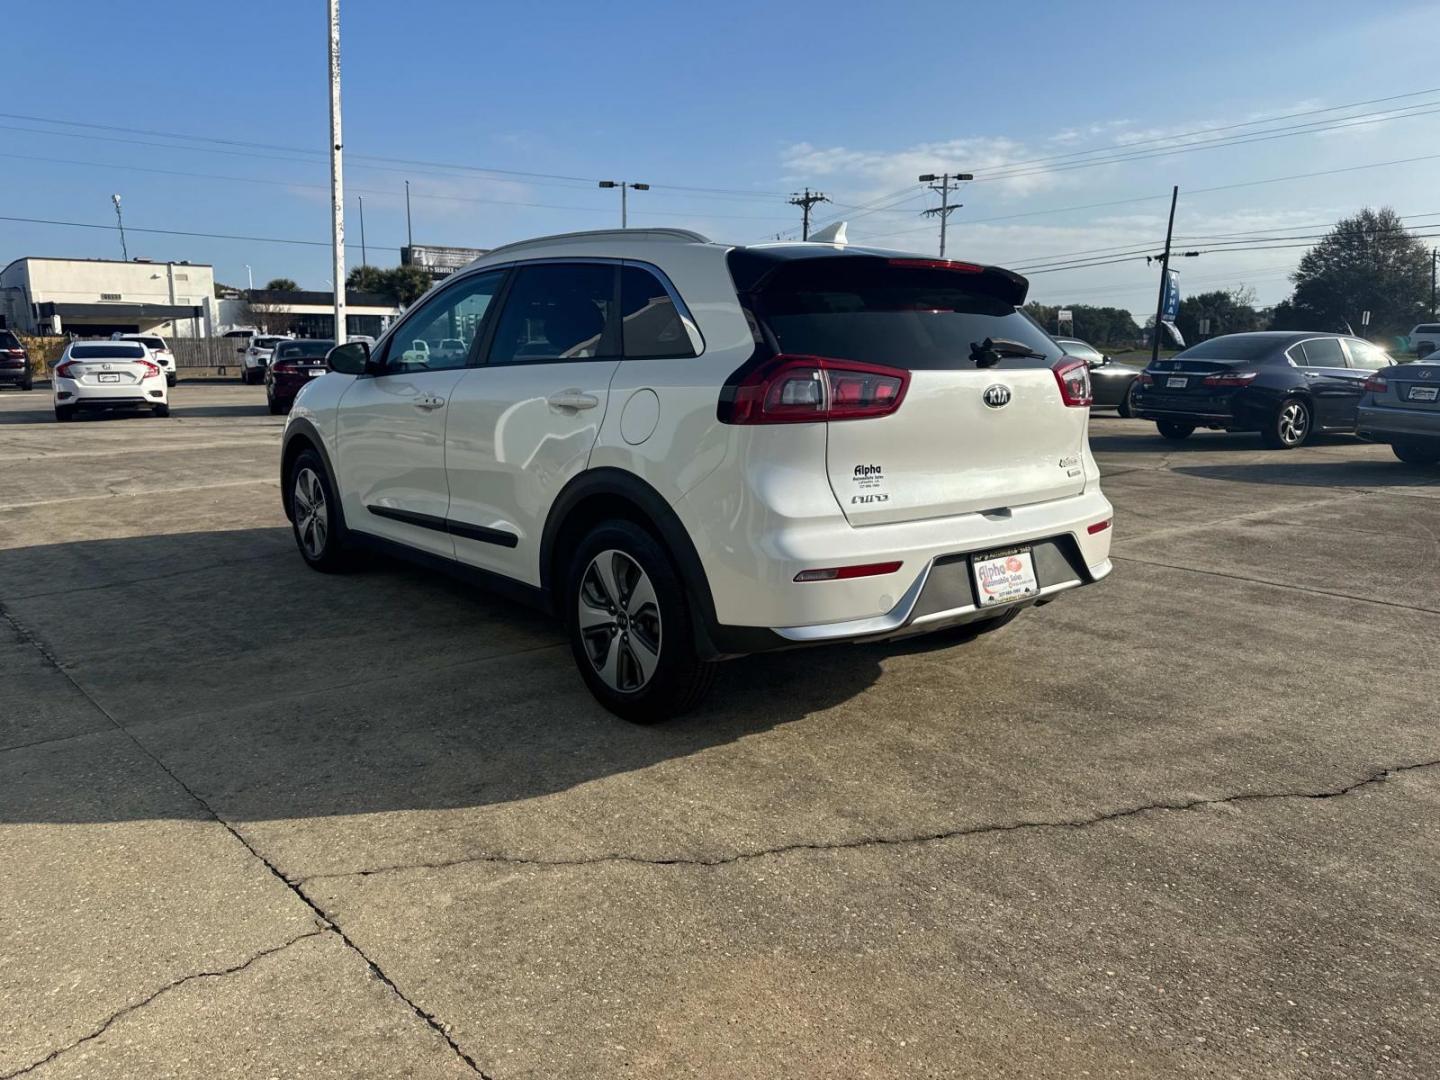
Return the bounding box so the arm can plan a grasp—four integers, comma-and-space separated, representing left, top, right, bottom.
1161, 268, 1185, 347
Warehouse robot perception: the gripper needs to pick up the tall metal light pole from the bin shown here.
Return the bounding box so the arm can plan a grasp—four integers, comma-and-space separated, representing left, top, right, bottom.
111, 194, 128, 261
405, 180, 414, 250
357, 193, 368, 266
327, 0, 347, 345
598, 180, 649, 227
244, 264, 253, 291
918, 173, 972, 258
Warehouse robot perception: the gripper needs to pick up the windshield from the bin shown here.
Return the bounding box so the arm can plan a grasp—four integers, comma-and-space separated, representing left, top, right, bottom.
754, 262, 1062, 370
254, 337, 286, 349
71, 344, 145, 359
274, 340, 333, 359
1174, 336, 1281, 362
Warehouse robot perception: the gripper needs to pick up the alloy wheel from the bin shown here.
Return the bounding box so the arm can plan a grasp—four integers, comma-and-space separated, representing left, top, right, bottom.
577, 549, 662, 693
292, 467, 329, 559
1278, 401, 1309, 446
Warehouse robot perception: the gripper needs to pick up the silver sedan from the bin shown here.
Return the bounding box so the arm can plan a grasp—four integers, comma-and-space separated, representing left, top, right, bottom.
1357, 360, 1440, 463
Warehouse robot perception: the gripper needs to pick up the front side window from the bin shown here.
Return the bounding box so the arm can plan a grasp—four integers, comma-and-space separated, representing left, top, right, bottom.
620, 265, 696, 359
1300, 338, 1345, 368
382, 270, 504, 373
488, 263, 618, 365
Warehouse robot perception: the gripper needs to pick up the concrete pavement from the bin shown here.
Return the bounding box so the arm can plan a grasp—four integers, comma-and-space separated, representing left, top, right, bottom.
2, 383, 1438, 1078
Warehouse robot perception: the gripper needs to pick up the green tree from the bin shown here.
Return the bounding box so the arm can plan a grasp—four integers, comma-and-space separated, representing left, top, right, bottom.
264, 277, 298, 291
345, 265, 389, 294
1176, 287, 1261, 343
1277, 207, 1430, 337
1024, 302, 1139, 349
345, 265, 433, 306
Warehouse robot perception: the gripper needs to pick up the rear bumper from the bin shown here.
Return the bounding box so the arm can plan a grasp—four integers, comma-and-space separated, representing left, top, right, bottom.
1131, 386, 1269, 429
0, 366, 30, 384
1357, 403, 1440, 442
54, 378, 167, 405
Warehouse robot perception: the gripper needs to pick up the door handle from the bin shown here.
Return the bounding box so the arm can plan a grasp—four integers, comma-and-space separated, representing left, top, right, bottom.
1302, 371, 1320, 378
547, 390, 598, 411
414, 395, 446, 410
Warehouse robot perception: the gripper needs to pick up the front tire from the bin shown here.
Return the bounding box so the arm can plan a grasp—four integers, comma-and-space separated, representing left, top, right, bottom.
1392, 440, 1440, 465
1157, 419, 1194, 440
1263, 397, 1311, 449
565, 519, 716, 723
287, 449, 353, 573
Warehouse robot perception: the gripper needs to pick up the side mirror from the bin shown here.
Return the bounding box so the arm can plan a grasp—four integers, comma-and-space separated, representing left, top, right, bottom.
326, 340, 370, 375
236, 347, 246, 354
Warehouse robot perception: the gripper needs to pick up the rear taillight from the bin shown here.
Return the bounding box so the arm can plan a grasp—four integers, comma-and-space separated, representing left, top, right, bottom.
1202, 371, 1258, 387
794, 561, 903, 583
2, 348, 23, 358
1052, 357, 1092, 407
138, 360, 161, 380
1087, 519, 1112, 535
1134, 372, 1155, 387
55, 361, 81, 379
272, 360, 299, 373
723, 355, 909, 424
1363, 374, 1388, 393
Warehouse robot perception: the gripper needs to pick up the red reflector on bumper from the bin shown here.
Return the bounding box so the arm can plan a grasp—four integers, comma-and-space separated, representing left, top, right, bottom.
1087, 519, 1112, 535
794, 561, 903, 583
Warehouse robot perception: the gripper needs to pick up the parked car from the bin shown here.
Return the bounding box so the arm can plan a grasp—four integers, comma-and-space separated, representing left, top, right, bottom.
0, 330, 33, 391
116, 333, 177, 386
1356, 359, 1440, 463
52, 340, 169, 421
1408, 322, 1440, 360
281, 229, 1114, 722
1130, 331, 1393, 448
237, 335, 291, 384
1055, 337, 1141, 416
265, 338, 334, 414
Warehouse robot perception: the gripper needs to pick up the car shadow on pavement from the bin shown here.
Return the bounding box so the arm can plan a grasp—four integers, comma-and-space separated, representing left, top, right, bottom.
1172, 459, 1440, 489
168, 403, 274, 418
0, 527, 906, 825
1088, 429, 1363, 455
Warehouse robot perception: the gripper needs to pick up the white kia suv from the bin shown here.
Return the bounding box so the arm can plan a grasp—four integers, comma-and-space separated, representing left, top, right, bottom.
281, 229, 1113, 721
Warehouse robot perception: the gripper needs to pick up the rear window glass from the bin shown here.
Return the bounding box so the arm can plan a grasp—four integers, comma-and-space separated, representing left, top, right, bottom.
254, 337, 286, 349
274, 340, 333, 359
0, 331, 20, 349
1175, 335, 1280, 362
620, 266, 696, 359
753, 262, 1061, 370
70, 344, 145, 358
126, 336, 166, 350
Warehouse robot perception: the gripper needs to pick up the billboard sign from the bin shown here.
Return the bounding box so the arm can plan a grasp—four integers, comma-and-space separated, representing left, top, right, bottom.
401, 245, 491, 279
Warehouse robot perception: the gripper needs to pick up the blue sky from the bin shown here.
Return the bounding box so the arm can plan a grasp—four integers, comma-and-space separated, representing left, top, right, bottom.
5, 0, 1438, 316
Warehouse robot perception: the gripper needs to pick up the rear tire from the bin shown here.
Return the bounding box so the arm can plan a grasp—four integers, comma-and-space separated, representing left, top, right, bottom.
166, 375, 176, 388
1392, 440, 1440, 465
287, 448, 354, 573
1262, 397, 1311, 449
1117, 393, 1132, 418
267, 391, 284, 415
1156, 419, 1194, 440
54, 405, 75, 422
20, 378, 33, 392
152, 404, 170, 418
565, 519, 716, 723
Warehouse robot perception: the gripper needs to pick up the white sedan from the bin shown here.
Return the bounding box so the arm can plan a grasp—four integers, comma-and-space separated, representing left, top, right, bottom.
52, 340, 170, 421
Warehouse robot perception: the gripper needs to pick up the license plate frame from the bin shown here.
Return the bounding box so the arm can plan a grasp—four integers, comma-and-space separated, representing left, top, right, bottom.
971, 547, 1040, 608
307, 368, 325, 377
1166, 376, 1188, 389
96, 372, 121, 383
1407, 385, 1439, 402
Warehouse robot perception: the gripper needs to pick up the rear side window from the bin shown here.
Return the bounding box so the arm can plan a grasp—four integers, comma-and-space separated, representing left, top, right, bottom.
70, 344, 145, 359
619, 266, 696, 359
751, 260, 1061, 370
1300, 338, 1345, 367
489, 264, 618, 364
1059, 340, 1102, 363
1346, 340, 1390, 370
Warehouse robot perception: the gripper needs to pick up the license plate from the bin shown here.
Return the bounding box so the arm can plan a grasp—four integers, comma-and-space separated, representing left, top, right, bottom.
1166, 376, 1188, 388
972, 548, 1040, 608
97, 373, 120, 383
308, 368, 325, 377
1407, 385, 1439, 402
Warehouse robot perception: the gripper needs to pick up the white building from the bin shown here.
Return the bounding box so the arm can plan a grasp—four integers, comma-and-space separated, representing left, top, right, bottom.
217, 289, 401, 339
0, 256, 217, 337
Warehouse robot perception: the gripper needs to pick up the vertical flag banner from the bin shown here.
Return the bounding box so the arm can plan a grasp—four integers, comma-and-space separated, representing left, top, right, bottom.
1161, 269, 1185, 347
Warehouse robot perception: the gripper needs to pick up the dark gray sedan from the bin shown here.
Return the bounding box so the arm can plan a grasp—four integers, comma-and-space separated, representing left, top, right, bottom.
1356, 360, 1440, 463
1056, 337, 1142, 415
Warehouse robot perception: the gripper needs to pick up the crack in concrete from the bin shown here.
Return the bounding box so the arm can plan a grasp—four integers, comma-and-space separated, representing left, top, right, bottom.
299, 759, 1440, 884
2, 928, 327, 1078
0, 603, 495, 1080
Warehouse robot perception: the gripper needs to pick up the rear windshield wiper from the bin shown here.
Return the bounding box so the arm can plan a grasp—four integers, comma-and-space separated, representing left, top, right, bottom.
971, 337, 1047, 368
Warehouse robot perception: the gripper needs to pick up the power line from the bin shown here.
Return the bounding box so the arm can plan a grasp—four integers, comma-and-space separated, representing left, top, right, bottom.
0, 213, 403, 251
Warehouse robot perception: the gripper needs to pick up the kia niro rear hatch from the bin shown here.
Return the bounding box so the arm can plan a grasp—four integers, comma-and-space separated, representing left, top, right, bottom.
725, 250, 1092, 526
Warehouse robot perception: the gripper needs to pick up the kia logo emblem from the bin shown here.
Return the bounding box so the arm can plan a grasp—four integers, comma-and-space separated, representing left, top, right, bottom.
982, 384, 1011, 408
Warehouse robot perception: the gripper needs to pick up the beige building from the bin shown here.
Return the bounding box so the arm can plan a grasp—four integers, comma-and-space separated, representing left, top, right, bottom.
0, 256, 217, 337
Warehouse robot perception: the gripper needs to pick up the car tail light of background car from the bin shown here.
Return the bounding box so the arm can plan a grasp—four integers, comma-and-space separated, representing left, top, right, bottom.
1052, 357, 1093, 407
1363, 374, 1388, 393
272, 359, 299, 373
723, 355, 909, 424
1202, 371, 1258, 387
1134, 372, 1155, 388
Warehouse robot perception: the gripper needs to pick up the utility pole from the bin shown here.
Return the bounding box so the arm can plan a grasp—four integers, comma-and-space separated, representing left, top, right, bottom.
404, 179, 413, 250
1432, 247, 1437, 319
111, 194, 128, 261
787, 188, 830, 241
357, 194, 368, 266
327, 0, 347, 345
918, 172, 972, 258
1150, 185, 1180, 367
598, 181, 650, 227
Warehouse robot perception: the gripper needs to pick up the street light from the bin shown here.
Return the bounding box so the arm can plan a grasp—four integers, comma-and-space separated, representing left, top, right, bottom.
111, 194, 128, 261
244, 265, 253, 291
598, 180, 649, 228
